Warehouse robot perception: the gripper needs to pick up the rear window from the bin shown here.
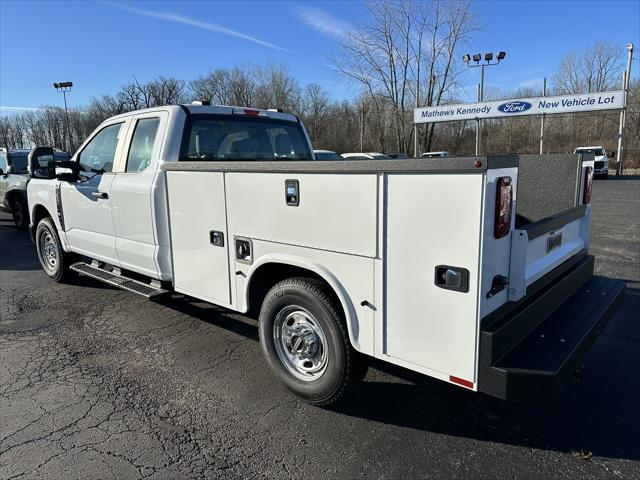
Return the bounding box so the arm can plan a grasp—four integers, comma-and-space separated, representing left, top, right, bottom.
181, 114, 312, 161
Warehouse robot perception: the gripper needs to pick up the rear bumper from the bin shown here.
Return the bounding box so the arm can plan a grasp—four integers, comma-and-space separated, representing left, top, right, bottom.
478, 254, 625, 402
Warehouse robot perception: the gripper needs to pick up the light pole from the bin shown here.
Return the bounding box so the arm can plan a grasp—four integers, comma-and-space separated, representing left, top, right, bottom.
463, 51, 506, 155
53, 81, 73, 152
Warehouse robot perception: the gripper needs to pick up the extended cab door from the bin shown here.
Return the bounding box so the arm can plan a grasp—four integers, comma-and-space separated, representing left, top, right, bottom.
110, 111, 168, 278
61, 119, 130, 264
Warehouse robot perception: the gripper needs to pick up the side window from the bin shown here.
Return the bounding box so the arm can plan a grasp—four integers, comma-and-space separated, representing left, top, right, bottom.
78, 123, 123, 180
126, 118, 160, 173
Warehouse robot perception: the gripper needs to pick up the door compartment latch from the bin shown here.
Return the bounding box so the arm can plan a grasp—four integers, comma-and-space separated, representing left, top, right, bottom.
434, 265, 469, 293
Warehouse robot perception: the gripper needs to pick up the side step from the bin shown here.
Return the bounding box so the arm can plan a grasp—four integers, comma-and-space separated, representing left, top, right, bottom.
70, 262, 170, 299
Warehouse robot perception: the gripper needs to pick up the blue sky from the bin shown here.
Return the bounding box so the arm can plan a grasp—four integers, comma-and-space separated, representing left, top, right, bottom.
1, 0, 639, 114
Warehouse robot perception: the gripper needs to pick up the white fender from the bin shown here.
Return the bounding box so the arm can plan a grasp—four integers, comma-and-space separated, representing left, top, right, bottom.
243, 254, 364, 352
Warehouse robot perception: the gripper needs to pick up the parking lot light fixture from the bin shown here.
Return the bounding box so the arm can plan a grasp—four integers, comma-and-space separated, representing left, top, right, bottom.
53, 81, 73, 152
463, 54, 471, 63
463, 50, 507, 155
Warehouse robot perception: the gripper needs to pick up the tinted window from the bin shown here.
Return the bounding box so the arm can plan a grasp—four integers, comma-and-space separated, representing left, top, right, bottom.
8, 154, 28, 174
575, 148, 604, 156
126, 118, 160, 172
182, 115, 312, 161
79, 123, 123, 179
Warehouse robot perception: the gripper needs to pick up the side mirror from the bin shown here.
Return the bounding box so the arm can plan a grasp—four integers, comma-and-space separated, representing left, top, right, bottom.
29, 147, 56, 179
608, 152, 615, 158
0, 168, 4, 176
54, 161, 78, 181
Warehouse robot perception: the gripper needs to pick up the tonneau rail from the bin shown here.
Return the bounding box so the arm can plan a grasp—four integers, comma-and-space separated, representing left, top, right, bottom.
161, 155, 518, 174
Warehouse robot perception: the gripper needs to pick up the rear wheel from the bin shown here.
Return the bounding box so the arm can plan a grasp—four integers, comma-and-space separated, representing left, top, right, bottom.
259, 277, 361, 406
12, 197, 28, 230
35, 217, 74, 282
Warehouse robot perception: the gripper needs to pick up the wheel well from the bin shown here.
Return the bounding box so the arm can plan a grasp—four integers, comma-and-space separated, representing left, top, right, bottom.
30, 204, 52, 239
246, 263, 342, 318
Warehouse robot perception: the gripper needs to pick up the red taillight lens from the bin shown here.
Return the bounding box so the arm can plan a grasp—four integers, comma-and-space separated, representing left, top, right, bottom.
243, 108, 259, 116
583, 167, 593, 204
494, 176, 513, 239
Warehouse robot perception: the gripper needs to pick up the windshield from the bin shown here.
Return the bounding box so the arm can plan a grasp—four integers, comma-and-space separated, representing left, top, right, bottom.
314, 151, 342, 160
575, 148, 604, 156
8, 154, 28, 174
181, 114, 312, 161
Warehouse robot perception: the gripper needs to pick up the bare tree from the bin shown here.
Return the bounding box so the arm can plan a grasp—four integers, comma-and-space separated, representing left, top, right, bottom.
333, 0, 475, 153
554, 42, 624, 94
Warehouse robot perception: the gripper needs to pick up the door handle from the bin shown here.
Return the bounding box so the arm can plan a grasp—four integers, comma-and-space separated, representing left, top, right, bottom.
91, 191, 109, 199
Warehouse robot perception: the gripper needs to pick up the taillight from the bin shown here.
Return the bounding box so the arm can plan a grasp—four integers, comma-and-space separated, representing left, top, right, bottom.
243, 108, 259, 116
583, 167, 593, 204
494, 176, 513, 239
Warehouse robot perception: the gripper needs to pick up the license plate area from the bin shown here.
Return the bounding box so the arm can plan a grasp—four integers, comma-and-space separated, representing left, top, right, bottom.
547, 230, 563, 252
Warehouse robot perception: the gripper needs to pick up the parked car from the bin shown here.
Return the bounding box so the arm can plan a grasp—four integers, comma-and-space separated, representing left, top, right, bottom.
0, 147, 69, 228
313, 149, 343, 160
573, 146, 611, 179
420, 151, 450, 158
386, 153, 407, 159
27, 103, 623, 406
341, 152, 389, 160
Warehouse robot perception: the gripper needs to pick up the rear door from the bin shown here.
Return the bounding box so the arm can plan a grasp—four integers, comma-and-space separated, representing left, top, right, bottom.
110, 111, 167, 278
62, 119, 130, 264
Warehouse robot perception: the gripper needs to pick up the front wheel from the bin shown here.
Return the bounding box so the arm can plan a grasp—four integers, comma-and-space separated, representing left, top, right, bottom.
35, 217, 74, 282
12, 197, 28, 229
259, 277, 359, 406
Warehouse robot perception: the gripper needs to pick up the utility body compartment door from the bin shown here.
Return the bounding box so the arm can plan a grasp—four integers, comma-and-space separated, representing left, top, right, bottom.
384, 173, 484, 383
166, 171, 231, 305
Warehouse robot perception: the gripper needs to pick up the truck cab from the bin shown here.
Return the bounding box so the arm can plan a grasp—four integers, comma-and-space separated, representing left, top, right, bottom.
26, 104, 624, 406
574, 146, 611, 178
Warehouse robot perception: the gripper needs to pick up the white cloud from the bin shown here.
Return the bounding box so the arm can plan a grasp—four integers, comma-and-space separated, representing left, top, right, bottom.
0, 106, 43, 111
102, 1, 293, 53
294, 5, 351, 40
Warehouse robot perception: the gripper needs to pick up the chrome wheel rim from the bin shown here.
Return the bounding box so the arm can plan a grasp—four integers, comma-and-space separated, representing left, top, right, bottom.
39, 230, 58, 271
273, 306, 328, 381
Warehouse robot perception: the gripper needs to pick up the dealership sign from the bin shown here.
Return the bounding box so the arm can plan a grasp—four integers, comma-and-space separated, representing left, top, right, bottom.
414, 90, 624, 124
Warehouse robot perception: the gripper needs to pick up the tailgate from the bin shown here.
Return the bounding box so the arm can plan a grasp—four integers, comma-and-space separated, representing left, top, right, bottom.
508, 158, 593, 302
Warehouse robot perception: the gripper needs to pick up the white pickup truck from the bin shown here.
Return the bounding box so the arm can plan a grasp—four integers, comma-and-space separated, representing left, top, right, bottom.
27, 103, 624, 406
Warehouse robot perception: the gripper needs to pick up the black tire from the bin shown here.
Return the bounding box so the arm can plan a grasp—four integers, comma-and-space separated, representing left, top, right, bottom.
35, 217, 74, 282
12, 197, 28, 230
258, 277, 359, 406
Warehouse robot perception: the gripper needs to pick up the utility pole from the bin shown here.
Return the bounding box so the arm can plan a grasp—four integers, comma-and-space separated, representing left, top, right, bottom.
539, 77, 547, 154
53, 82, 73, 152
360, 100, 365, 152
616, 43, 634, 176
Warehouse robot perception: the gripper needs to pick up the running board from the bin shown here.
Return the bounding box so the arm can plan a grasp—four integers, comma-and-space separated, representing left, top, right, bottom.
70, 262, 169, 299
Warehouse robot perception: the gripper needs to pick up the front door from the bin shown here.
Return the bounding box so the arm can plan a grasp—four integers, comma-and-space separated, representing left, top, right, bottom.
62, 120, 129, 264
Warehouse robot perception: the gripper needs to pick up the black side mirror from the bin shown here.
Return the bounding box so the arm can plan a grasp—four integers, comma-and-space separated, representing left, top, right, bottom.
0, 168, 4, 176
608, 152, 615, 158
29, 147, 56, 179
55, 160, 79, 182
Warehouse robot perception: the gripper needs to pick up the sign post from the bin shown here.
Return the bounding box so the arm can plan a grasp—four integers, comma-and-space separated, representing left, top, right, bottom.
616, 43, 634, 176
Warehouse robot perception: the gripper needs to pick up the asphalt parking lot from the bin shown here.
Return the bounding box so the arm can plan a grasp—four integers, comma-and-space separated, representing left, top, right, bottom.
1, 177, 639, 479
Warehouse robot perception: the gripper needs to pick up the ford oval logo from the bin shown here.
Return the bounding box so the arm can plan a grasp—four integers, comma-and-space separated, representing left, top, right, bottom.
497, 101, 532, 113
